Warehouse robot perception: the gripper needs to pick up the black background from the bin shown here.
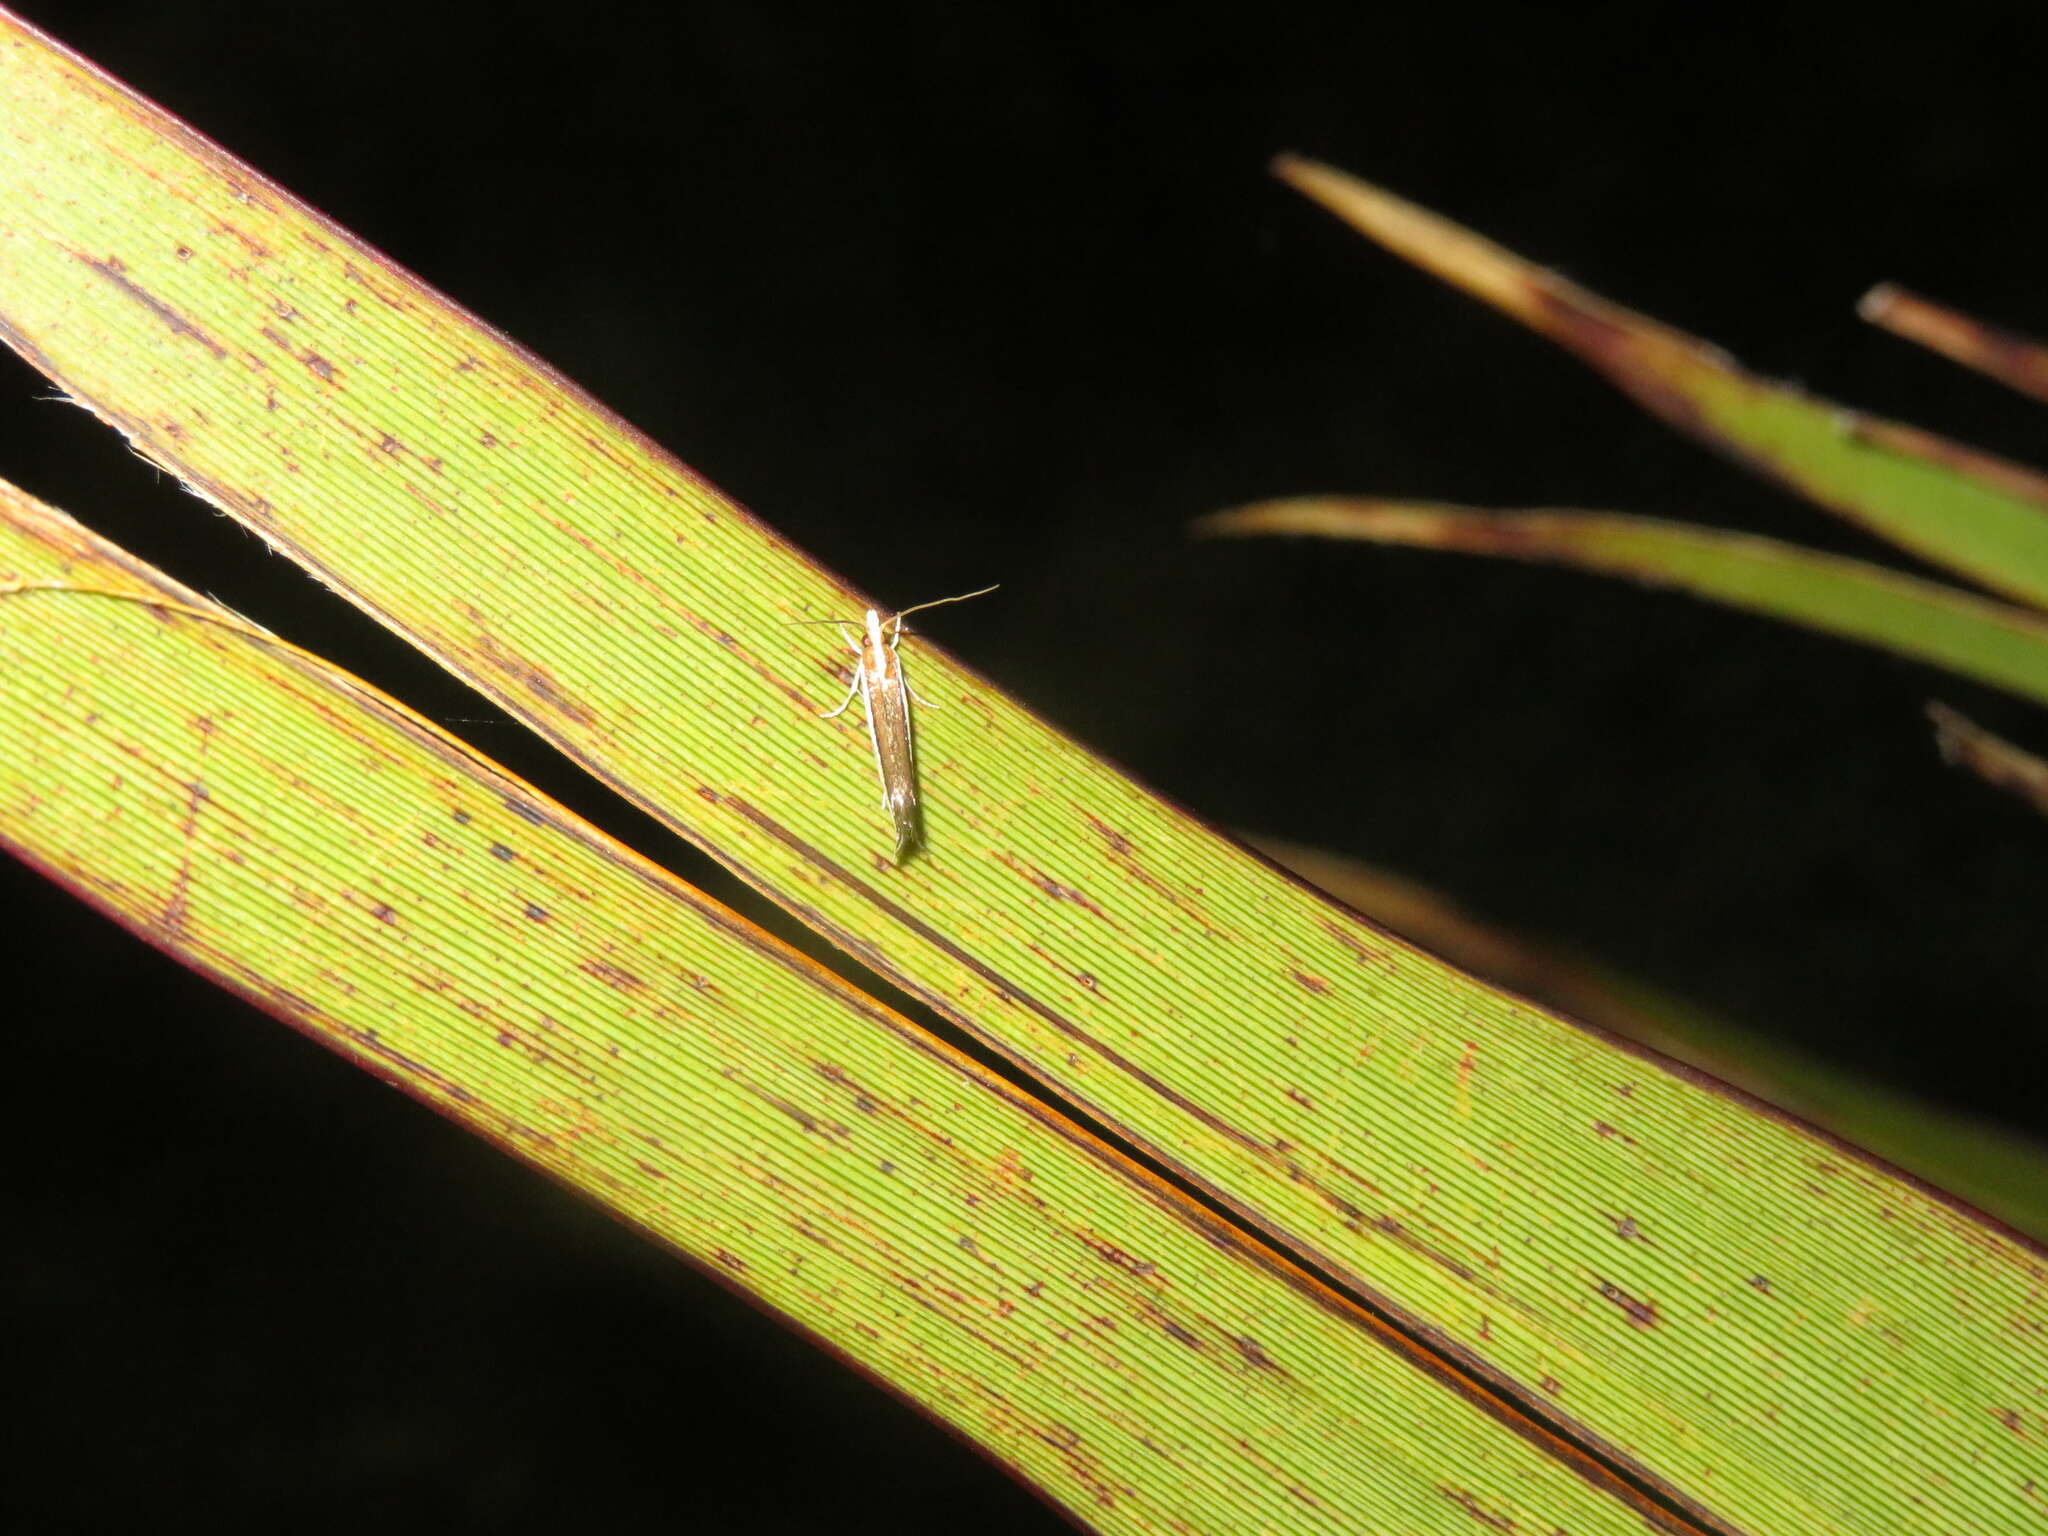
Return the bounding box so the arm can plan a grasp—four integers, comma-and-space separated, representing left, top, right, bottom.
5, 2, 2047, 1530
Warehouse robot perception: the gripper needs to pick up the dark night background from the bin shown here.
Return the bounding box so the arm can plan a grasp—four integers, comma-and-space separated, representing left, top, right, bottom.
5, 2, 2046, 1530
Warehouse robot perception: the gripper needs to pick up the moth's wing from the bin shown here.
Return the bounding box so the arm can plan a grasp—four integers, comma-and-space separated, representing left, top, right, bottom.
866, 650, 922, 863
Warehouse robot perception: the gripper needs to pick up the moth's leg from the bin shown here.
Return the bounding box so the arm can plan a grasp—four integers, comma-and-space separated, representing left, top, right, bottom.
819, 671, 864, 719
890, 616, 937, 703
815, 623, 867, 717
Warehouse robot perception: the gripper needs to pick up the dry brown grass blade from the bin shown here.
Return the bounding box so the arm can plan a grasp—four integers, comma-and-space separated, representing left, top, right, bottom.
1926, 700, 2048, 816
1861, 284, 2048, 406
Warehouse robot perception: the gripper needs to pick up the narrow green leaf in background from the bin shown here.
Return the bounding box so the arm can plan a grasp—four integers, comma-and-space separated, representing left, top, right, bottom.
1199, 497, 2048, 708
1274, 155, 2048, 608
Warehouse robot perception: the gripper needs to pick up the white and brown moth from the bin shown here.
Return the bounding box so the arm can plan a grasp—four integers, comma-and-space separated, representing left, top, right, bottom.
805, 584, 997, 865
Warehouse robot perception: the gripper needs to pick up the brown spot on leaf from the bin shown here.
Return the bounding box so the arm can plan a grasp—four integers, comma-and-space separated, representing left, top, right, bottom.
1374, 1215, 1476, 1282
79, 253, 227, 357
1316, 916, 1389, 966
1437, 1486, 1517, 1531
814, 1063, 879, 1113
256, 324, 339, 382
1077, 1232, 1158, 1278
1597, 1281, 1659, 1329
994, 850, 1107, 915
1230, 1335, 1280, 1372
1081, 812, 1134, 857
214, 215, 272, 255
332, 1017, 480, 1106
163, 773, 211, 931
581, 960, 645, 990
724, 1072, 844, 1140
472, 634, 596, 726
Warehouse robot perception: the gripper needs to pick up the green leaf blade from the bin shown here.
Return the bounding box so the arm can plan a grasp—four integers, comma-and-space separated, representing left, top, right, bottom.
1200, 497, 2048, 707
0, 478, 1675, 1536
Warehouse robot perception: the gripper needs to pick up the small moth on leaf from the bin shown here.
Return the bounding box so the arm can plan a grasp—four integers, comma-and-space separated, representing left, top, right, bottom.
803, 584, 997, 865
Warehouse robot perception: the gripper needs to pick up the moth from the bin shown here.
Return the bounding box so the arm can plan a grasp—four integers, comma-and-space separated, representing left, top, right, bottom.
805, 584, 997, 865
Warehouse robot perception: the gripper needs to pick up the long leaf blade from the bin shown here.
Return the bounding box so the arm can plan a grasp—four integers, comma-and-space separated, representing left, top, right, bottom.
1199, 497, 2048, 707
0, 476, 1674, 1536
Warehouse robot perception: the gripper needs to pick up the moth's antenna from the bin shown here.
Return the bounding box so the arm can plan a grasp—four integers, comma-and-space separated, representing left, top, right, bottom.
892, 584, 999, 623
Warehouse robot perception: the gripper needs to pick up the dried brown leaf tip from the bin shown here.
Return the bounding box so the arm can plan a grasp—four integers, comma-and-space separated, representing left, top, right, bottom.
1861, 285, 2048, 407
1269, 154, 1723, 397
1926, 702, 2048, 818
